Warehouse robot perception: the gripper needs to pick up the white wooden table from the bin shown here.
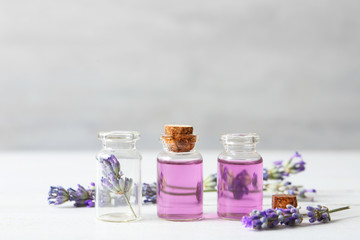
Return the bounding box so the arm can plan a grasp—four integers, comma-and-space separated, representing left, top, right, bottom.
1, 151, 359, 239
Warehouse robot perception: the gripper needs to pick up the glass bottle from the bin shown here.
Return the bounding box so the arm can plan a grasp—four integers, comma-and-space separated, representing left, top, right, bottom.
96, 131, 142, 222
157, 125, 203, 221
217, 133, 263, 220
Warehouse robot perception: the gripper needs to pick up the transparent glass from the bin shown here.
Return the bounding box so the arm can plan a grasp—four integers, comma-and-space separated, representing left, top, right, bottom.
96, 131, 142, 222
157, 136, 203, 221
217, 133, 263, 220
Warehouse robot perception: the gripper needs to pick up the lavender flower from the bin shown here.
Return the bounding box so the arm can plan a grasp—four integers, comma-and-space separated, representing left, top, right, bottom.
242, 205, 303, 230
264, 181, 316, 201
196, 182, 203, 203
48, 186, 70, 205
68, 184, 93, 207
48, 183, 95, 207
204, 173, 217, 191
281, 205, 303, 226
263, 152, 305, 180
307, 205, 330, 223
231, 170, 250, 199
100, 155, 133, 197
242, 205, 349, 230
142, 182, 157, 204
284, 152, 306, 174
242, 209, 281, 229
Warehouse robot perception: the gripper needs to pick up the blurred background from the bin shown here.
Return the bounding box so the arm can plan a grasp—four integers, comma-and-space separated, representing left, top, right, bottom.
0, 0, 359, 151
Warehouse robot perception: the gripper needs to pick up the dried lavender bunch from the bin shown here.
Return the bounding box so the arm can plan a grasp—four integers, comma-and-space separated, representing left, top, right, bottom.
48, 183, 95, 207
242, 204, 350, 230
263, 152, 305, 180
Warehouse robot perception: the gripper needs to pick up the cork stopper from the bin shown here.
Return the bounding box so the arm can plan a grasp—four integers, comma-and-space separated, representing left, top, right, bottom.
161, 124, 197, 152
272, 194, 298, 209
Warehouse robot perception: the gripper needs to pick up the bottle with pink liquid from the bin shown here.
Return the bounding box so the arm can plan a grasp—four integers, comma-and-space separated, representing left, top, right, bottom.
157, 125, 203, 221
217, 133, 263, 220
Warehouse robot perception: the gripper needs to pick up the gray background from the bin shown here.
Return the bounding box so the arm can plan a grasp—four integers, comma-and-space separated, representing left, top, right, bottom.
0, 0, 359, 150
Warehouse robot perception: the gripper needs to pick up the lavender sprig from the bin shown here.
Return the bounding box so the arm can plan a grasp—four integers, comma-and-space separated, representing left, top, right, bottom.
48, 186, 70, 205
264, 181, 316, 201
100, 155, 136, 217
242, 204, 350, 230
48, 183, 95, 207
242, 205, 303, 229
263, 152, 305, 180
307, 205, 331, 223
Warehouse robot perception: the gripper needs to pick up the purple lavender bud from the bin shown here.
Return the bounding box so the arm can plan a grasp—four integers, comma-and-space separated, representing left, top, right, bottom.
85, 199, 95, 207
284, 181, 292, 186
307, 206, 315, 211
309, 217, 316, 223
308, 212, 315, 217
283, 209, 291, 214
48, 186, 70, 205
273, 160, 283, 166
109, 155, 120, 174
263, 169, 269, 180
287, 190, 295, 195
102, 177, 117, 192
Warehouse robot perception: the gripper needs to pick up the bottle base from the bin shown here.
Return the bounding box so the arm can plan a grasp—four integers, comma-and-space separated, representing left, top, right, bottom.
158, 213, 203, 221
217, 212, 247, 220
97, 212, 140, 222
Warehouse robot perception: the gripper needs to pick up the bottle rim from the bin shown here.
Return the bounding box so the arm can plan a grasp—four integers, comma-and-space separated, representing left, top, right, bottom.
98, 131, 140, 141
220, 133, 259, 144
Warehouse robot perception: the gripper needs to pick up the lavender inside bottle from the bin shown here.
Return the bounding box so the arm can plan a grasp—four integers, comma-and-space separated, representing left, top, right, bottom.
217, 158, 263, 219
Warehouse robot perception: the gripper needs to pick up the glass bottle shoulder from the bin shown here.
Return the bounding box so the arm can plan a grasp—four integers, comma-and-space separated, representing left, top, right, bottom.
97, 149, 142, 161
218, 151, 262, 164
157, 150, 203, 163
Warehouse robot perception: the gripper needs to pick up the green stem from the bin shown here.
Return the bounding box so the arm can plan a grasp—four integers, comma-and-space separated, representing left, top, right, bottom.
123, 193, 137, 219
161, 189, 196, 196
301, 206, 350, 217
329, 206, 350, 213
204, 189, 217, 192
166, 184, 196, 190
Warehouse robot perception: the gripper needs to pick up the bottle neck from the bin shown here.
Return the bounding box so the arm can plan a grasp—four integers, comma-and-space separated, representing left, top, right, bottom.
223, 144, 256, 152
102, 140, 136, 150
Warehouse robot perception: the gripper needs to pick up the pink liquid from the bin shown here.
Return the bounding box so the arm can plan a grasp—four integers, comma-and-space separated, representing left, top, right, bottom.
218, 158, 263, 219
157, 159, 203, 220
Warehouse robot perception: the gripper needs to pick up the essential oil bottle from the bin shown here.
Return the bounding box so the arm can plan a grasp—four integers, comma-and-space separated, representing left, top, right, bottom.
96, 131, 142, 222
217, 133, 263, 220
157, 125, 203, 221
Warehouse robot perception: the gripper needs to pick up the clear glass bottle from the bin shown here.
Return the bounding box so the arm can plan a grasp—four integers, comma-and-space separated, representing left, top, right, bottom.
217, 133, 263, 220
96, 131, 142, 222
157, 125, 203, 221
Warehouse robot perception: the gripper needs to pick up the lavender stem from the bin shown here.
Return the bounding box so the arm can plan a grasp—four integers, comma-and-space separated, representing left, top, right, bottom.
328, 206, 350, 213
123, 193, 137, 218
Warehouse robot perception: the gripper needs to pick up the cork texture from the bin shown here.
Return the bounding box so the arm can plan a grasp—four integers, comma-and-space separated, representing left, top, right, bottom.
162, 124, 196, 152
272, 194, 298, 209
